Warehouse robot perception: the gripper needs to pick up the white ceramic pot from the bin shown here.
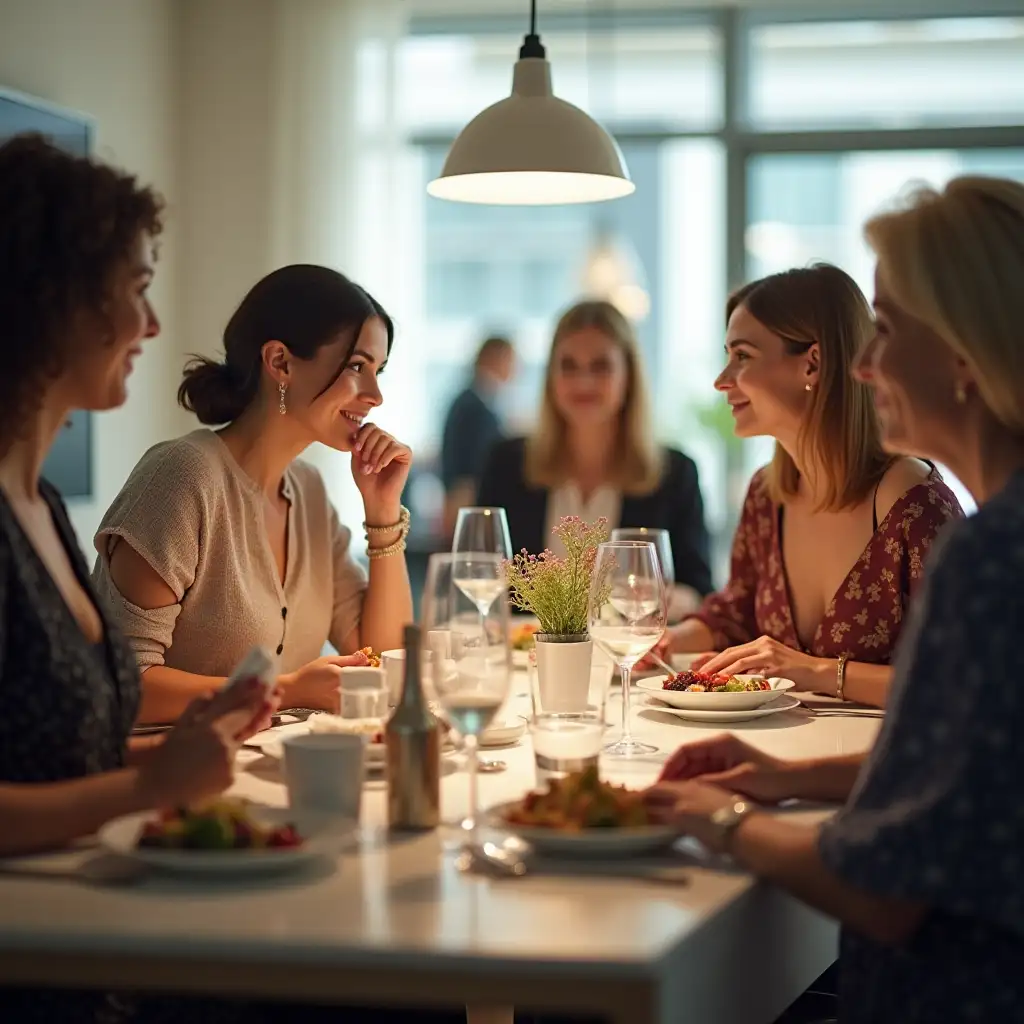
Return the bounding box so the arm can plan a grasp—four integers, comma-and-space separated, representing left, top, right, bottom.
532, 634, 593, 714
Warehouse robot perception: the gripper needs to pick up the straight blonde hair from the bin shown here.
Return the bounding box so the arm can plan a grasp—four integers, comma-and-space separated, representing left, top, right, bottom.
865, 176, 1024, 435
525, 300, 664, 495
727, 264, 891, 511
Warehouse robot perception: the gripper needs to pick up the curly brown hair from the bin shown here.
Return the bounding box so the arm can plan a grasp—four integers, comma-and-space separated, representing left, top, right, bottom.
0, 133, 164, 451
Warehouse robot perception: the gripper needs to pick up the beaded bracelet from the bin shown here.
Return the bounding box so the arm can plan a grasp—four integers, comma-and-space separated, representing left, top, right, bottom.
363, 505, 411, 538
366, 537, 408, 561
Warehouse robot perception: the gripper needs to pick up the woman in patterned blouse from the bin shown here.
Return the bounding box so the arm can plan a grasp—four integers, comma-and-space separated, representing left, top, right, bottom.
646, 175, 1024, 1023
662, 263, 962, 707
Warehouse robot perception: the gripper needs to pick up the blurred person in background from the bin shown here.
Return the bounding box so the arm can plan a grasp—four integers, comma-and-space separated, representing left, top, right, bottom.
93, 266, 413, 724
478, 300, 713, 613
441, 333, 515, 538
659, 264, 962, 708
646, 174, 1024, 1024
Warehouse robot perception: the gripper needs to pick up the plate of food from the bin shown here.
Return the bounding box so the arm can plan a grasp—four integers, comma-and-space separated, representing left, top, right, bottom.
635, 671, 795, 711
99, 799, 347, 876
510, 623, 538, 668
642, 693, 801, 723
484, 767, 678, 858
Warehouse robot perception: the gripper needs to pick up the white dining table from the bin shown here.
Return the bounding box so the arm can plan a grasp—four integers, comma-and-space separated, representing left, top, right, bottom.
0, 678, 880, 1023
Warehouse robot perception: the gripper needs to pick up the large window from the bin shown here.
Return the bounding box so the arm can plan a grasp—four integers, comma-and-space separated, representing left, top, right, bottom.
351, 3, 1024, 573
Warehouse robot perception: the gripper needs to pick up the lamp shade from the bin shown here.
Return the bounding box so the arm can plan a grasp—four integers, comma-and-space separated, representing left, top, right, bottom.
427, 57, 634, 206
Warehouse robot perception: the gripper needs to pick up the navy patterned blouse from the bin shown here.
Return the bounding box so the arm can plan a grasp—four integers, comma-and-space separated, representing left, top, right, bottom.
819, 469, 1024, 1023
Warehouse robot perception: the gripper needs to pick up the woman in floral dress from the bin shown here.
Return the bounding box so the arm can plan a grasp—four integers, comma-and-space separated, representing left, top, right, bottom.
664, 263, 962, 707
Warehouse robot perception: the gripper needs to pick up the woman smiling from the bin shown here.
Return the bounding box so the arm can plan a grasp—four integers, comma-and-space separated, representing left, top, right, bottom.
93, 265, 413, 723
663, 264, 962, 708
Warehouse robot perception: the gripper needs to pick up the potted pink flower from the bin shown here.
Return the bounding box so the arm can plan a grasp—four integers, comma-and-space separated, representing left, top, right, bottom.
503, 516, 610, 712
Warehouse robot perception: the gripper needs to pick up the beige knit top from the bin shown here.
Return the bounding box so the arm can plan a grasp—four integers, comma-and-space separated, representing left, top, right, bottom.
92, 429, 366, 678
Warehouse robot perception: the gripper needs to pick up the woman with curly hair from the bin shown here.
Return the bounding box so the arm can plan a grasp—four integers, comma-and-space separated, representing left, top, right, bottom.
0, 134, 275, 1019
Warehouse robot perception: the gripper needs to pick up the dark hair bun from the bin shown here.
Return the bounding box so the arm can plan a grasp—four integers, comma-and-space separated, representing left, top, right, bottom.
177, 357, 255, 425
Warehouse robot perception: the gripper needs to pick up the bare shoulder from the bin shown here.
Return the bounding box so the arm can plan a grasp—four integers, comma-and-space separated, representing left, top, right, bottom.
874, 457, 934, 522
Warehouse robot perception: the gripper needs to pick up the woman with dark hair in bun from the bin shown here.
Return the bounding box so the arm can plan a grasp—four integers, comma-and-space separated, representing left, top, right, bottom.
93, 265, 414, 722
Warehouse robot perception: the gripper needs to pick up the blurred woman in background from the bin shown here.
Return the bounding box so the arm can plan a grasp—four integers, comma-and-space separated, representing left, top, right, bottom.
94, 265, 413, 723
647, 174, 1024, 1024
478, 299, 713, 613
663, 263, 961, 707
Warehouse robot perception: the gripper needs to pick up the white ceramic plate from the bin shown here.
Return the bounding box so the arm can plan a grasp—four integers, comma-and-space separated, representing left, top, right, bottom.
642, 693, 801, 723
635, 674, 795, 711
483, 800, 679, 858
479, 716, 528, 748
99, 807, 350, 877
252, 721, 459, 765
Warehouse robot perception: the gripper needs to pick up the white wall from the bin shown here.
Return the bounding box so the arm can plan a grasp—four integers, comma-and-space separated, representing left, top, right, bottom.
0, 0, 186, 545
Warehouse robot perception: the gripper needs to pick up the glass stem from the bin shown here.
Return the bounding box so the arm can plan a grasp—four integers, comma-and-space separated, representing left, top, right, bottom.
620, 663, 633, 743
465, 734, 479, 844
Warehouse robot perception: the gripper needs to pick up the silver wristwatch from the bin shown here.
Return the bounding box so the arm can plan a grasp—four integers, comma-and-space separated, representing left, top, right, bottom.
708, 797, 755, 852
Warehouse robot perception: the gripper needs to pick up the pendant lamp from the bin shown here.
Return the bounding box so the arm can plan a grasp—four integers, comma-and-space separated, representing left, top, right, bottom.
427, 0, 634, 206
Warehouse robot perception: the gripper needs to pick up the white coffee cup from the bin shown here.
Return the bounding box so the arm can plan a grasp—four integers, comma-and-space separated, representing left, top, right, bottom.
338, 665, 387, 719
381, 647, 442, 705
281, 733, 366, 819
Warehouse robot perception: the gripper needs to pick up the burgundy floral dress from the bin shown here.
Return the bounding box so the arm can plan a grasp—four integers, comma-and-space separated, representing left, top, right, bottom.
691, 467, 963, 664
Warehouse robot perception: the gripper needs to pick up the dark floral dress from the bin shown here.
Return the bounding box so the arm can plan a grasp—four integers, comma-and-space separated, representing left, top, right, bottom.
819, 469, 1024, 1021
689, 467, 962, 663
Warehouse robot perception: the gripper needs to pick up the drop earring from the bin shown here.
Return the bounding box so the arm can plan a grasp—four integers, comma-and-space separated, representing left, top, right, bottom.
278, 381, 287, 415
954, 383, 967, 405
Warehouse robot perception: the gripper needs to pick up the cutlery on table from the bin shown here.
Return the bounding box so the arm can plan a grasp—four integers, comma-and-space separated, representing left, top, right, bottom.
458, 837, 688, 885
0, 854, 144, 887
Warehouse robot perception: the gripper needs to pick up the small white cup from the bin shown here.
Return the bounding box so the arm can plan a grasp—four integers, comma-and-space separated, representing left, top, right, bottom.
381, 649, 405, 706
281, 733, 366, 819
338, 666, 387, 719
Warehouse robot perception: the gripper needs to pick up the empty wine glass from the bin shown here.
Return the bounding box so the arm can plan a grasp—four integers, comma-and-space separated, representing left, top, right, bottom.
421, 552, 511, 849
588, 541, 667, 758
610, 528, 675, 590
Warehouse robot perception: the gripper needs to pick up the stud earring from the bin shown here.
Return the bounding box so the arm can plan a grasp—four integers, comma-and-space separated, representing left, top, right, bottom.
278, 381, 287, 415
804, 383, 813, 392
954, 383, 967, 406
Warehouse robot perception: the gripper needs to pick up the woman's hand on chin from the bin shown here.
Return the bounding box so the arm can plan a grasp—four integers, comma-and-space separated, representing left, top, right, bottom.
694, 636, 828, 690
277, 651, 370, 712
350, 422, 412, 522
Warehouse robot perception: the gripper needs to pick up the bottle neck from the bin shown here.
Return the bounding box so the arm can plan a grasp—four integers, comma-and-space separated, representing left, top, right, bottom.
400, 633, 425, 710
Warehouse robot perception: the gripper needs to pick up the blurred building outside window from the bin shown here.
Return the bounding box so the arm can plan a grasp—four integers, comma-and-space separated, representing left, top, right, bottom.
344, 3, 1024, 582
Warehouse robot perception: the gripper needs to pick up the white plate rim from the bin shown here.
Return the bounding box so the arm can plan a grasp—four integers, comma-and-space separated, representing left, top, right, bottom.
98, 810, 346, 875
641, 692, 802, 722
635, 674, 795, 710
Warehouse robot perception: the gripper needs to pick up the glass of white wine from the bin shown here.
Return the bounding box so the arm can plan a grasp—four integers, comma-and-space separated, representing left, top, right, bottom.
421, 552, 511, 849
588, 541, 667, 758
452, 507, 512, 618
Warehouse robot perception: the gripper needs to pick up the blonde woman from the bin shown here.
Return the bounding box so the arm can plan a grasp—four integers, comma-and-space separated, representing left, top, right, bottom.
478, 299, 713, 607
647, 176, 1024, 1023
663, 264, 962, 708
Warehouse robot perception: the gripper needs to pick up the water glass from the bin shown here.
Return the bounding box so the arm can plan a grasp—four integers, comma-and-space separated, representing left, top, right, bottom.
610, 528, 675, 588
530, 711, 605, 786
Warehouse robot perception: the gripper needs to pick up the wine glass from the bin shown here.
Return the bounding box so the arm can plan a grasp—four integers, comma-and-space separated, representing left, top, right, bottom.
452, 508, 512, 611
421, 552, 511, 850
610, 528, 675, 590
588, 541, 667, 758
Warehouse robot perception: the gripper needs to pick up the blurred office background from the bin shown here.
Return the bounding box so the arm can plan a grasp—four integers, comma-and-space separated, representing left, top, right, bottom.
2, 0, 1021, 581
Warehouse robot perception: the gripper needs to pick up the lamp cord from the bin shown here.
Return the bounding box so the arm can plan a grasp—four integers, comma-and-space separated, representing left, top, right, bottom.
520, 0, 545, 58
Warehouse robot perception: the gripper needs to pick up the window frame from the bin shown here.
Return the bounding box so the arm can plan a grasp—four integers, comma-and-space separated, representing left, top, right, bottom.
405, 0, 1024, 288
